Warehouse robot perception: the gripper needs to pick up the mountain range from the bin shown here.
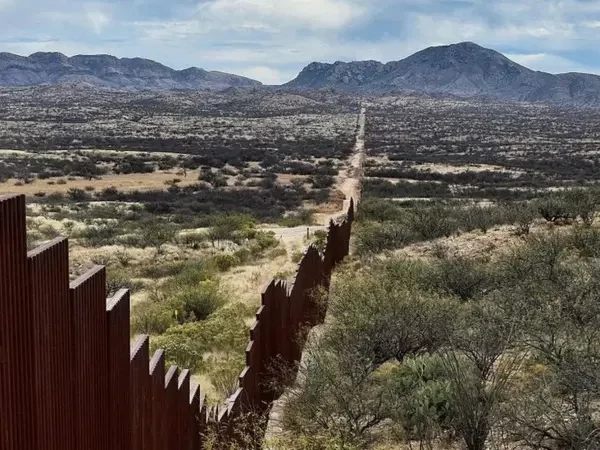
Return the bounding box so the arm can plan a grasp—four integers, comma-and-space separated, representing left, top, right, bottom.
0, 52, 262, 91
2, 43, 600, 106
286, 42, 600, 106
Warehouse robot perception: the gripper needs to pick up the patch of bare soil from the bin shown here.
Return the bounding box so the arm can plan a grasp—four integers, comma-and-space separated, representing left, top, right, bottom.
1, 170, 203, 196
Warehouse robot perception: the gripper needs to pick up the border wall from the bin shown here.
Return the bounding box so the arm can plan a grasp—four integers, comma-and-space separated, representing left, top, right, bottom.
0, 194, 354, 449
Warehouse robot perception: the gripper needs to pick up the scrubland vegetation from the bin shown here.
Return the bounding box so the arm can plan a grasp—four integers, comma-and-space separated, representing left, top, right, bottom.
268, 96, 600, 450
277, 190, 600, 449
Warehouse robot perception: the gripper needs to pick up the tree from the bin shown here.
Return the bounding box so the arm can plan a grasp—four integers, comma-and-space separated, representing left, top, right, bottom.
144, 222, 177, 253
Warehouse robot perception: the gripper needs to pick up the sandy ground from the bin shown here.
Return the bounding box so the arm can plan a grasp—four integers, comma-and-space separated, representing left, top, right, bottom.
410, 162, 522, 174
1, 170, 203, 195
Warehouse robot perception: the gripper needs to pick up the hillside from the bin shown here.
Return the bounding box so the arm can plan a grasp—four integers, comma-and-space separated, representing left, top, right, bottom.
285, 42, 600, 106
0, 52, 262, 91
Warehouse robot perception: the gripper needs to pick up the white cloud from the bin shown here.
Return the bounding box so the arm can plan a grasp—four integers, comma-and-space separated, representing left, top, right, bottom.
86, 10, 110, 34
200, 0, 366, 30
237, 66, 292, 84
506, 53, 600, 75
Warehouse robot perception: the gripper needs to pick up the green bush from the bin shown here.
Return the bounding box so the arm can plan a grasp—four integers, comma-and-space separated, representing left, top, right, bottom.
570, 226, 600, 258
212, 254, 241, 272
564, 188, 598, 226
178, 232, 208, 249
106, 272, 145, 297
233, 248, 252, 264
150, 303, 253, 383
309, 175, 335, 189
358, 198, 405, 222
131, 300, 177, 335
355, 221, 417, 255
67, 188, 89, 201
458, 205, 497, 233
143, 222, 177, 252
409, 205, 458, 240
537, 195, 576, 223
170, 280, 227, 322
279, 209, 315, 227
78, 223, 118, 247
431, 255, 491, 301
389, 354, 454, 440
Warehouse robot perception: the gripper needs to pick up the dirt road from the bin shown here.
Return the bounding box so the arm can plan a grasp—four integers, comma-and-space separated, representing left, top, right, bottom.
262, 105, 367, 251
338, 104, 366, 214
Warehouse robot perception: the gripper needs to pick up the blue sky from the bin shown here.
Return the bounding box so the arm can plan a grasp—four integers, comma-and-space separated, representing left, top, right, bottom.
2, 0, 600, 84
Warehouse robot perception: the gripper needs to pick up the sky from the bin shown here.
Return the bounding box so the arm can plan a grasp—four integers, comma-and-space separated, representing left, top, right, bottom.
2, 0, 600, 84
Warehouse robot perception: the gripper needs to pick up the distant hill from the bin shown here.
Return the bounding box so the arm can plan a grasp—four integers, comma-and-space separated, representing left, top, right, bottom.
285, 42, 600, 106
0, 52, 262, 91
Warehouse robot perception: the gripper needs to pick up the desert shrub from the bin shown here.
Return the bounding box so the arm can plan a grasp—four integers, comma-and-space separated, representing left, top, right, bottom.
170, 280, 227, 322
56, 178, 67, 185
310, 229, 329, 251
115, 249, 132, 267
106, 271, 145, 297
499, 231, 571, 285
206, 356, 247, 400
279, 209, 315, 227
143, 222, 177, 252
98, 186, 120, 200
38, 224, 60, 240
178, 232, 208, 249
131, 300, 177, 335
67, 188, 90, 202
569, 225, 600, 258
34, 191, 46, 197
78, 224, 118, 247
117, 234, 146, 248
233, 248, 252, 264
388, 354, 454, 441
137, 260, 188, 279
458, 205, 498, 233
212, 254, 241, 272
537, 195, 576, 223
268, 246, 288, 259
292, 250, 304, 263
282, 265, 458, 446
309, 175, 335, 189
431, 255, 492, 301
510, 202, 537, 236
358, 198, 405, 222
150, 303, 253, 386
247, 231, 279, 258
409, 205, 457, 240
355, 221, 417, 255
564, 188, 598, 226
44, 192, 64, 203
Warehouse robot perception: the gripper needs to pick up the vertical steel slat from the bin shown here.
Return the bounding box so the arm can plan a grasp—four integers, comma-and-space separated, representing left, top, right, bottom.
70, 266, 109, 450
107, 289, 131, 450
27, 238, 73, 450
0, 194, 36, 450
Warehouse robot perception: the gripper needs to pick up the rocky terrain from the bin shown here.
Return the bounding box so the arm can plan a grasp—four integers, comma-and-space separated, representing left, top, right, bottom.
285, 42, 600, 106
0, 52, 262, 91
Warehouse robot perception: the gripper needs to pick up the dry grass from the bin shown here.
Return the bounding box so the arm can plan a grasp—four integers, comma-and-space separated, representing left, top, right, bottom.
411, 162, 522, 175
1, 169, 203, 195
